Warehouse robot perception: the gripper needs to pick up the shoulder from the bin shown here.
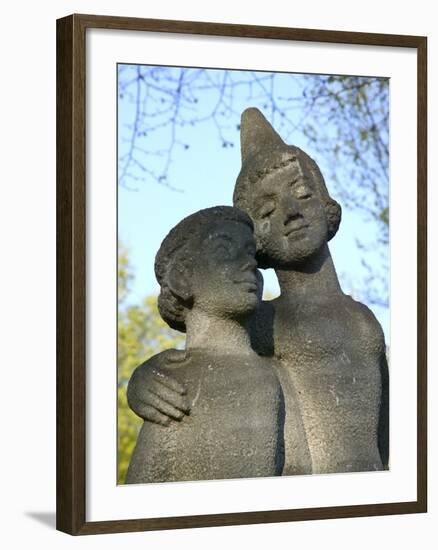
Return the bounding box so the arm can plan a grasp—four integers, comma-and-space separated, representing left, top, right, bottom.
133, 348, 186, 376
346, 295, 382, 328
344, 295, 386, 354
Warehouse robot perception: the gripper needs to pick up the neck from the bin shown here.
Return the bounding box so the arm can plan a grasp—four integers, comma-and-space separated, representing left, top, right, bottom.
185, 309, 255, 356
275, 244, 342, 304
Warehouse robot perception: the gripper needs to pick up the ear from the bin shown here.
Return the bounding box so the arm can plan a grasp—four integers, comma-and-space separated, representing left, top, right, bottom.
325, 198, 342, 241
167, 262, 193, 302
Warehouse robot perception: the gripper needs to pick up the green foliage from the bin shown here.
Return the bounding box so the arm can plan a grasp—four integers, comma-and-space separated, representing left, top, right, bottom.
379, 207, 389, 226
117, 244, 184, 483
118, 241, 132, 306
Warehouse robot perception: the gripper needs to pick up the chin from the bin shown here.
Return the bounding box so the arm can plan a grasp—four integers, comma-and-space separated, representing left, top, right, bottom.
258, 242, 323, 269
281, 241, 318, 265
287, 244, 319, 263
282, 230, 327, 265
234, 294, 259, 316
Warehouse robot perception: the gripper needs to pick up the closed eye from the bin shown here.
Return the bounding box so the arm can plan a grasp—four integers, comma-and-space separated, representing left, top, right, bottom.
294, 185, 312, 200
258, 201, 276, 218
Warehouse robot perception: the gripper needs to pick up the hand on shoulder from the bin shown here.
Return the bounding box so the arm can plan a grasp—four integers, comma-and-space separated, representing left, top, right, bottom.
127, 349, 191, 425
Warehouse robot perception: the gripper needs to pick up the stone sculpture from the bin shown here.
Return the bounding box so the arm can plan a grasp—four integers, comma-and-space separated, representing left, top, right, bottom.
234, 108, 388, 474
126, 206, 285, 483
126, 108, 389, 481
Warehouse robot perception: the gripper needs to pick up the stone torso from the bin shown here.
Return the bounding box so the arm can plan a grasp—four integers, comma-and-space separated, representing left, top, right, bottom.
126, 350, 285, 483
253, 294, 386, 474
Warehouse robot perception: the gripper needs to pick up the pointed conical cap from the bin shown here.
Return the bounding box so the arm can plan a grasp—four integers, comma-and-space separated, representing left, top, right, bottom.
240, 108, 287, 163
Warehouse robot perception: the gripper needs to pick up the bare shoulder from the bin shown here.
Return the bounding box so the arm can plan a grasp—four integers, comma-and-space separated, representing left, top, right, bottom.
344, 295, 386, 354
133, 348, 186, 376
346, 295, 382, 328
127, 349, 187, 402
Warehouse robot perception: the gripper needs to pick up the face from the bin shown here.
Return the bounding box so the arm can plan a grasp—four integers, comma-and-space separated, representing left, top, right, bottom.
191, 220, 259, 319
248, 158, 328, 268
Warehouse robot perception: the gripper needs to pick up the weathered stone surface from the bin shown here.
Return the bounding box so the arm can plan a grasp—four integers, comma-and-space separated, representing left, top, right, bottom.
126, 207, 286, 483
126, 109, 389, 481
234, 108, 388, 474
126, 349, 285, 483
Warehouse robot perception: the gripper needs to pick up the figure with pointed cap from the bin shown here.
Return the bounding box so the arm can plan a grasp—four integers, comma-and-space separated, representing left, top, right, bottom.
231, 108, 389, 474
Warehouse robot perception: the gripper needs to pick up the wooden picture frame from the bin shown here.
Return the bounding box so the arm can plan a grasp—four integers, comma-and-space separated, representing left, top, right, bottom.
56, 13, 427, 535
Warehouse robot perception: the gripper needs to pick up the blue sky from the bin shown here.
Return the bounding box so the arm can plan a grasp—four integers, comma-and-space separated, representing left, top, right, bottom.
118, 66, 389, 342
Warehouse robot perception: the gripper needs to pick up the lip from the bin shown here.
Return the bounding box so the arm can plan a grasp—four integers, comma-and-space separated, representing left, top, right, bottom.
284, 222, 309, 236
233, 279, 258, 292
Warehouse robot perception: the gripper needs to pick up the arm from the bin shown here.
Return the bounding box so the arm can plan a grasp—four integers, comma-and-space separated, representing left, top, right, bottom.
127, 349, 191, 426
378, 350, 389, 469
357, 301, 390, 469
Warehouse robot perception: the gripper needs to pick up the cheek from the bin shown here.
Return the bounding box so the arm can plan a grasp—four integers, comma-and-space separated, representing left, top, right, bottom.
316, 209, 329, 232
253, 222, 271, 255
193, 261, 223, 292
255, 218, 271, 235
254, 218, 278, 249
304, 201, 327, 225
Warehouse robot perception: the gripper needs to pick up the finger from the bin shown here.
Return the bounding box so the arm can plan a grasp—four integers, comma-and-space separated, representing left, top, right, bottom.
165, 349, 187, 364
127, 391, 155, 420
152, 370, 187, 395
134, 404, 171, 426
150, 382, 191, 413
145, 390, 186, 421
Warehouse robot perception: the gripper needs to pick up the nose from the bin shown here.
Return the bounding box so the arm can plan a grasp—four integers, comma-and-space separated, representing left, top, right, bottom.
240, 255, 257, 272
281, 194, 301, 224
